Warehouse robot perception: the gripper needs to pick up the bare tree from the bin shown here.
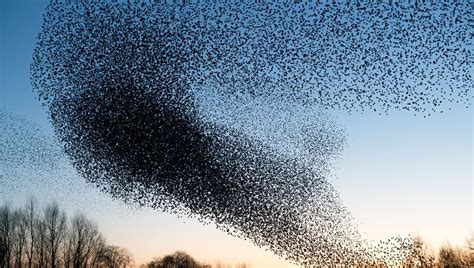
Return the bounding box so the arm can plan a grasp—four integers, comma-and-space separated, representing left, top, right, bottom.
1, 199, 133, 268
466, 234, 474, 266
63, 227, 73, 268
12, 208, 27, 268
24, 197, 37, 268
97, 245, 133, 268
438, 243, 463, 267
34, 218, 48, 268
0, 203, 14, 268
83, 230, 105, 268
44, 202, 67, 268
66, 213, 104, 268
147, 251, 199, 268
89, 235, 106, 267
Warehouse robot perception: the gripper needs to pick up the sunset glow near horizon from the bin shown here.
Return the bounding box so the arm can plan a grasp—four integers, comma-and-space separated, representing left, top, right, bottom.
0, 1, 472, 267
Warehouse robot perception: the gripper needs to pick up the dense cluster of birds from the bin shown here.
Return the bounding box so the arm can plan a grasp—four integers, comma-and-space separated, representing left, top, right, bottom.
29, 0, 470, 265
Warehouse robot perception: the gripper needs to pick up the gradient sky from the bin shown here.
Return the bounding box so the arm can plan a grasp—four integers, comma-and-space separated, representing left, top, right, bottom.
0, 1, 472, 267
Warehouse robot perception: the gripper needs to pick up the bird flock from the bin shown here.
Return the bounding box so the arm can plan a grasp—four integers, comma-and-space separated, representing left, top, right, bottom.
0, 110, 64, 195
29, 0, 471, 265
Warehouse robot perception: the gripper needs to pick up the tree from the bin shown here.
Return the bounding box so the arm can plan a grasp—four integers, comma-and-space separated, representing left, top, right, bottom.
63, 226, 73, 268
96, 245, 133, 268
12, 208, 27, 268
24, 197, 38, 268
1, 198, 133, 268
89, 235, 106, 267
34, 217, 48, 268
66, 213, 104, 268
466, 234, 474, 266
438, 243, 463, 267
44, 202, 67, 268
0, 203, 13, 268
147, 251, 200, 268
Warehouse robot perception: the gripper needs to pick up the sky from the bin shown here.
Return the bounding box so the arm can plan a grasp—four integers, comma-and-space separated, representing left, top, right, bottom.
0, 0, 472, 267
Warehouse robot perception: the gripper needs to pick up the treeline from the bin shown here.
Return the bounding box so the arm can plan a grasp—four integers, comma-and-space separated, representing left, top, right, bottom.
401, 236, 474, 267
0, 198, 133, 268
2, 198, 472, 268
143, 244, 474, 268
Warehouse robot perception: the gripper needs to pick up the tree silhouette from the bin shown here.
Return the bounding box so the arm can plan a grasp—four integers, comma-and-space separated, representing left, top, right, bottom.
437, 242, 470, 268
95, 245, 133, 268
0, 203, 13, 268
24, 197, 38, 268
34, 217, 48, 268
66, 213, 104, 268
44, 202, 67, 268
147, 251, 200, 268
12, 208, 27, 267
0, 198, 133, 268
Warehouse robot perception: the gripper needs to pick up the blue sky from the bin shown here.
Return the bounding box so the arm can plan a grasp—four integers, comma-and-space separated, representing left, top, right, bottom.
0, 0, 472, 267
